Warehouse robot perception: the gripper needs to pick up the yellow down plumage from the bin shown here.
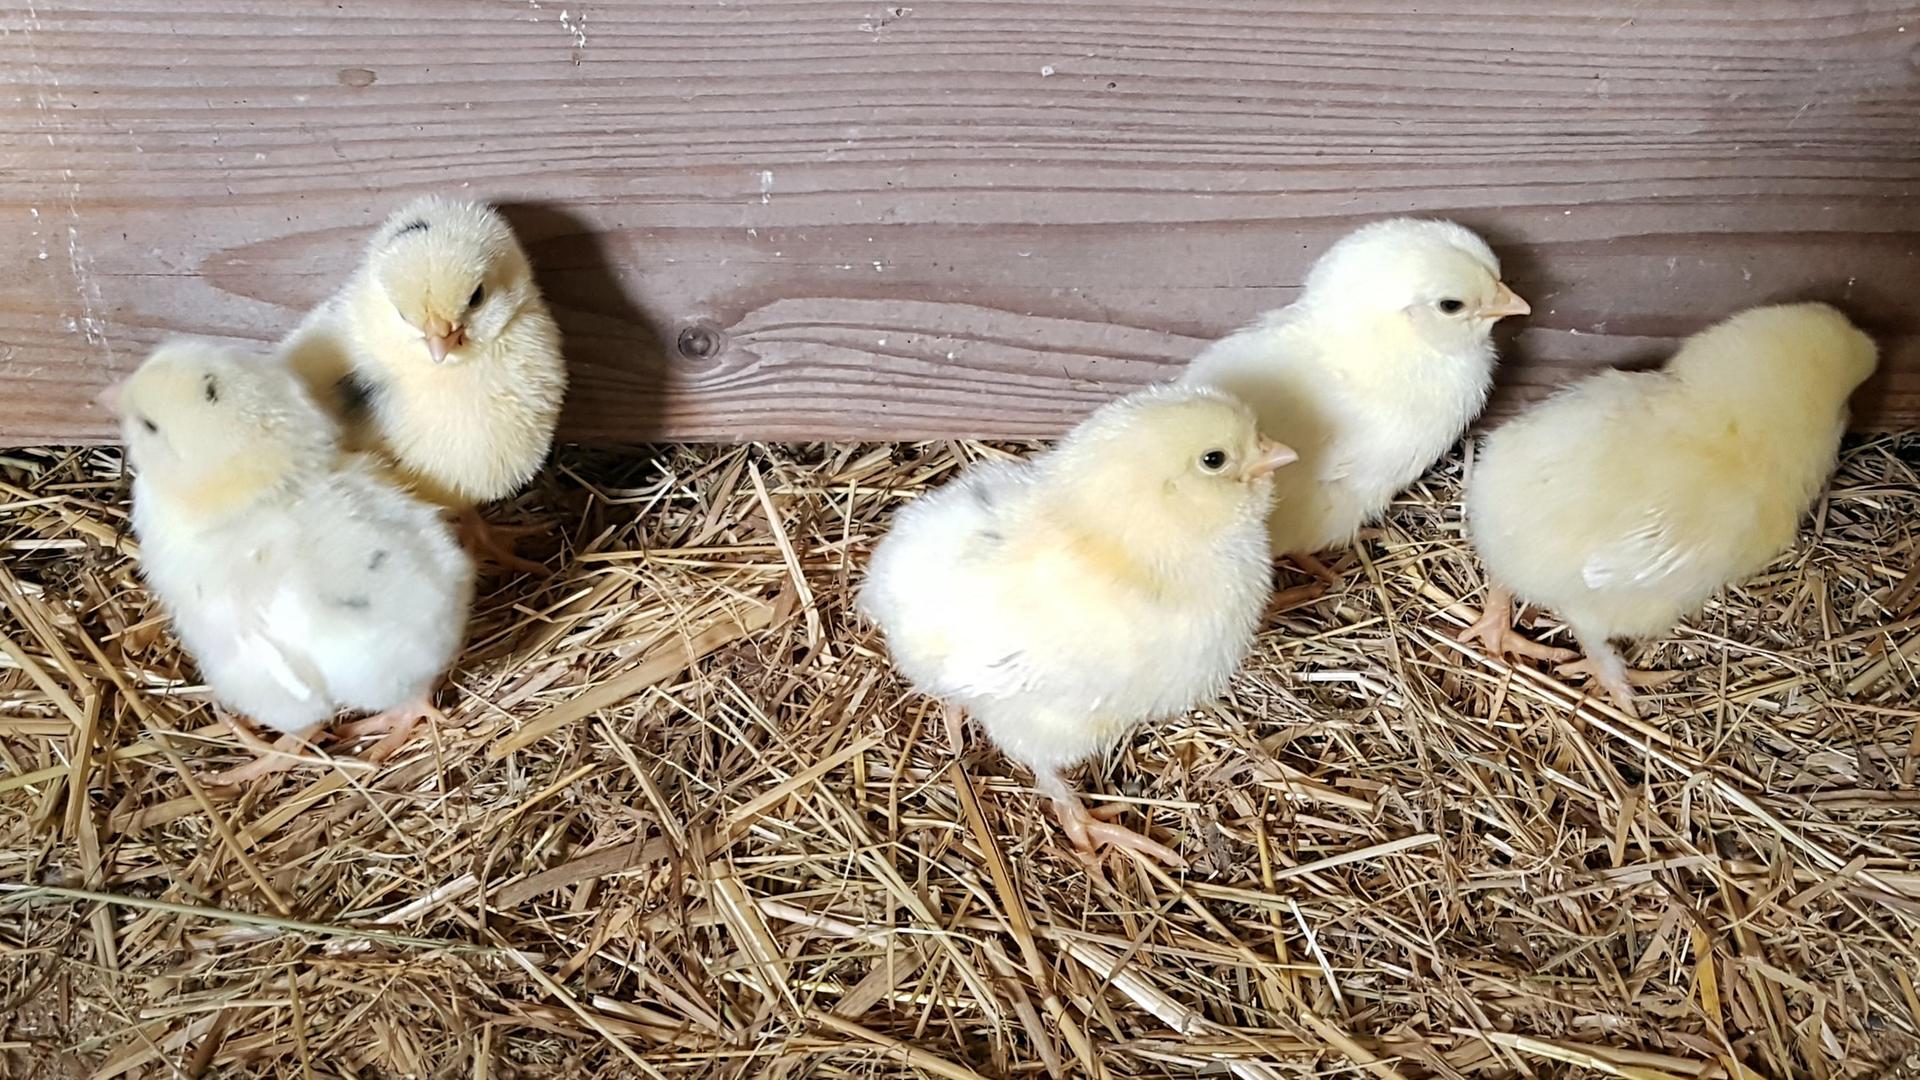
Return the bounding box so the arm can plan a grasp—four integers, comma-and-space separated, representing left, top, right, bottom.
1462, 303, 1877, 715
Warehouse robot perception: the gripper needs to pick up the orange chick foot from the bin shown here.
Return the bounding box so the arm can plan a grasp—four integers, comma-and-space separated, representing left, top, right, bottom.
1458, 614, 1578, 665
1555, 656, 1642, 718
1456, 585, 1577, 664
1265, 582, 1328, 620
335, 697, 446, 762
1040, 774, 1186, 870
1287, 551, 1342, 585
459, 508, 552, 577
203, 718, 326, 790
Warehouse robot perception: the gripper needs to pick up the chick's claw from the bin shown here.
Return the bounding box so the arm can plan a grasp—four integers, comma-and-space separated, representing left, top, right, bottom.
203, 719, 326, 791
1049, 791, 1187, 870
1458, 616, 1578, 665
335, 698, 446, 761
1287, 551, 1342, 585
1457, 586, 1578, 665
1265, 583, 1328, 620
1555, 655, 1642, 718
458, 508, 551, 577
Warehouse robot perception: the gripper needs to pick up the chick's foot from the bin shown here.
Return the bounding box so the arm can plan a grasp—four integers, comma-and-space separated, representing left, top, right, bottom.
1555, 654, 1641, 718
204, 718, 327, 790
1038, 772, 1186, 870
1287, 551, 1342, 585
459, 507, 552, 577
1457, 586, 1578, 664
336, 697, 446, 761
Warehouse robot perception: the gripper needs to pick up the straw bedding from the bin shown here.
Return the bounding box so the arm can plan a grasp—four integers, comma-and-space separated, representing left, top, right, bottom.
1, 435, 1917, 1079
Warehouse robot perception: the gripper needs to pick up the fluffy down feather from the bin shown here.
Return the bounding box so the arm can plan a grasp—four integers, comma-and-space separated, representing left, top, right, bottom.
135, 460, 474, 734
117, 339, 474, 770
1463, 302, 1877, 714
1182, 218, 1527, 560
858, 384, 1295, 865
287, 195, 565, 511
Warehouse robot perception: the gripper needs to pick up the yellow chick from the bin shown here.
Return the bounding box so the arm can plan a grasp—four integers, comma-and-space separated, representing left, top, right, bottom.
286, 195, 565, 573
1181, 218, 1528, 585
1460, 303, 1877, 716
858, 386, 1297, 866
113, 339, 476, 786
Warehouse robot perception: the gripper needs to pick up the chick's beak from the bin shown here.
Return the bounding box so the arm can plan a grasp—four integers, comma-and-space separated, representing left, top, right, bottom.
422, 316, 468, 364
1243, 436, 1298, 480
1481, 282, 1531, 320
94, 381, 121, 415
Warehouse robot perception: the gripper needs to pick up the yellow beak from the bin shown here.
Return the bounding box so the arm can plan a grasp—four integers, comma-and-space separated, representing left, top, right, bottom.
1244, 436, 1298, 480
1481, 282, 1531, 320
422, 316, 467, 363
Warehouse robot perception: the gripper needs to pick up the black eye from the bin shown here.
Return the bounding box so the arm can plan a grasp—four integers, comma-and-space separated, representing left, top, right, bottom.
468, 284, 485, 308
1199, 449, 1229, 472
1437, 298, 1466, 315
203, 375, 219, 403
139, 417, 158, 434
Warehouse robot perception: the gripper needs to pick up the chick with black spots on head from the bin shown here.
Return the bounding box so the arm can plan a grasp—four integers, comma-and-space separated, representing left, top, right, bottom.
282, 196, 565, 574
113, 337, 475, 787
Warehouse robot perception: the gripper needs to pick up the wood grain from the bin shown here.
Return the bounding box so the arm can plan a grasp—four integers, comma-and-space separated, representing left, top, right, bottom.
2, 0, 1918, 444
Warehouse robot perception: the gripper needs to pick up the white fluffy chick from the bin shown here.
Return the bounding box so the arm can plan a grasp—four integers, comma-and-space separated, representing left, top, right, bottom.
1181, 218, 1528, 584
114, 339, 475, 785
1460, 303, 1877, 716
286, 195, 565, 573
858, 386, 1297, 867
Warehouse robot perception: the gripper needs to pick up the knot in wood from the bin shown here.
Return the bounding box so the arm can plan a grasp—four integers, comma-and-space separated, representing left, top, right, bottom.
676, 324, 723, 360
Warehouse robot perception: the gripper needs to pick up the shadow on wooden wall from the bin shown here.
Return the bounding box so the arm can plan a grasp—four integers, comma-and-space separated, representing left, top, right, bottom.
500, 201, 675, 446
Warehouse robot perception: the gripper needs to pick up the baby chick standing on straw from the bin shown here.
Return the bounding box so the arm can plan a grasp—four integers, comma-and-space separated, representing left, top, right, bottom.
111, 339, 475, 786
859, 386, 1296, 867
286, 196, 565, 574
1182, 218, 1528, 595
1460, 303, 1877, 716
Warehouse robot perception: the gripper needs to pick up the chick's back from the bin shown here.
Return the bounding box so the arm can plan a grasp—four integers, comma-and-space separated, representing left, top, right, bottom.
1468, 304, 1872, 640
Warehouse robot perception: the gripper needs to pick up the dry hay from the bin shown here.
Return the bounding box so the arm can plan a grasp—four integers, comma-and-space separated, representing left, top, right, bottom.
1, 434, 1917, 1080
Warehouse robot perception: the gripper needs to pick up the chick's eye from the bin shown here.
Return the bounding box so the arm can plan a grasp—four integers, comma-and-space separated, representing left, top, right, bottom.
1437, 298, 1466, 315
468, 284, 485, 308
139, 417, 158, 434
1199, 449, 1229, 472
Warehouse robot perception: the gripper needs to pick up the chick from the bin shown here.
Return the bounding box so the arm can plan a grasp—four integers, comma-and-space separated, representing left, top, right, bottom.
858, 386, 1296, 867
114, 338, 476, 785
1181, 218, 1527, 588
1460, 303, 1877, 716
288, 195, 565, 573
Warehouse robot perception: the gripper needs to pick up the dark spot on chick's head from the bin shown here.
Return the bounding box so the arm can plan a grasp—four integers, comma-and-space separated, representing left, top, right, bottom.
390, 219, 430, 240
329, 595, 373, 611
203, 375, 219, 404
367, 549, 388, 571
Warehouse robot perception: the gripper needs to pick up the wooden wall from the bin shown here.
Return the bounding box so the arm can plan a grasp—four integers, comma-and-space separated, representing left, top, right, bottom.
3, 1, 1918, 444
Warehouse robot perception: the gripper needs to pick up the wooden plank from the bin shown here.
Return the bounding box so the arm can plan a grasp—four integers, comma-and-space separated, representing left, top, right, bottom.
1, 0, 1917, 444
